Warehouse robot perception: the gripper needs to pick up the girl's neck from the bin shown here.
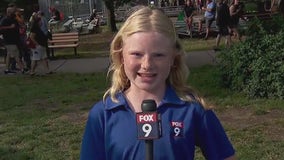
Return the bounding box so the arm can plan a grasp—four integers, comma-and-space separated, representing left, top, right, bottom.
124, 87, 165, 113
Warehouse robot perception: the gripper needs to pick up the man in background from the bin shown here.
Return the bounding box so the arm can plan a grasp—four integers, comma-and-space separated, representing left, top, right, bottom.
1, 7, 25, 74
198, 0, 216, 40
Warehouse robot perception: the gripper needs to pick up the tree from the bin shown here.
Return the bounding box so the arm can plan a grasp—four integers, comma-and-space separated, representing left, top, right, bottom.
103, 0, 132, 32
279, 0, 284, 15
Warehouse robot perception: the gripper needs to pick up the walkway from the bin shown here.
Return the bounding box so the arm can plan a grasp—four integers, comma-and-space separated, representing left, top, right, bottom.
0, 50, 218, 75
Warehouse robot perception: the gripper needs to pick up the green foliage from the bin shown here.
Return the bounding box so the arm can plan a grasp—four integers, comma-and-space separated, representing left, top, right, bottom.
218, 17, 284, 99
244, 14, 284, 37
244, 2, 258, 12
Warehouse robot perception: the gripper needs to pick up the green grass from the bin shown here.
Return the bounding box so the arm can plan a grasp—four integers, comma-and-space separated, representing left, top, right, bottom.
181, 37, 216, 51
0, 73, 108, 160
0, 66, 283, 159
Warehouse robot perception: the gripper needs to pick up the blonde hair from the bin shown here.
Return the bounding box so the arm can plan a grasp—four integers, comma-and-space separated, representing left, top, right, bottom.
104, 6, 211, 109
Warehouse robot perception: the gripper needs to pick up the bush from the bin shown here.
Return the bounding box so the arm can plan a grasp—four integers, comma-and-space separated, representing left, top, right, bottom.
218, 17, 284, 99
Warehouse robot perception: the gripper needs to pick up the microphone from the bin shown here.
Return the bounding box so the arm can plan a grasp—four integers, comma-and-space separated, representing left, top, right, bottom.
136, 99, 161, 160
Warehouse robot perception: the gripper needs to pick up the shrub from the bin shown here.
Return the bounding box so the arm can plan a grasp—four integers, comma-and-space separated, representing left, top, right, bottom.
218, 16, 284, 99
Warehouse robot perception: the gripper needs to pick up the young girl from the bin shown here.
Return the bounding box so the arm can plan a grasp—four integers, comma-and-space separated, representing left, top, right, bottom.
80, 6, 236, 160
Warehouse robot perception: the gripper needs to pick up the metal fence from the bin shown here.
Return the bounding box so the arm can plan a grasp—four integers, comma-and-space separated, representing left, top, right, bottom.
38, 0, 104, 21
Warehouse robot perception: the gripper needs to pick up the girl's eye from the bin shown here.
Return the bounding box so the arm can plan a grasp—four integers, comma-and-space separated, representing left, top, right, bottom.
154, 53, 165, 57
131, 52, 142, 57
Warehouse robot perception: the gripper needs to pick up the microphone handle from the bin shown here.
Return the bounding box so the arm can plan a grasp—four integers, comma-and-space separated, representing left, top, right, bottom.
145, 140, 153, 160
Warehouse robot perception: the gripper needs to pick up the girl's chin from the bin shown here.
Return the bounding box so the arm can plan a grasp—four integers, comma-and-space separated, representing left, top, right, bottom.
135, 83, 164, 92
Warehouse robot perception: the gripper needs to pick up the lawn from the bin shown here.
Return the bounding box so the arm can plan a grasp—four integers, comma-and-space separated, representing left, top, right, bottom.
0, 66, 283, 159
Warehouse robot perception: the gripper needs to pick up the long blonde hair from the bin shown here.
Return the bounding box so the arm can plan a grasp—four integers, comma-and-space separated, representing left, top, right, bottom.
104, 6, 210, 109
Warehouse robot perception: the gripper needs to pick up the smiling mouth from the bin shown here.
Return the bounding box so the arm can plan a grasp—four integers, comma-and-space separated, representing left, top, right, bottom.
138, 73, 157, 77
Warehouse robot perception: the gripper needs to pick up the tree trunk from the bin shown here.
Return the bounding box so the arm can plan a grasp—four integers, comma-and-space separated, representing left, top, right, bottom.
104, 0, 118, 32
279, 0, 284, 15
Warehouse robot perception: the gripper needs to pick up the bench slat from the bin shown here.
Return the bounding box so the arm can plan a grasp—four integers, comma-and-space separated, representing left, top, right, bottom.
51, 35, 78, 38
48, 37, 79, 43
52, 34, 78, 37
48, 44, 79, 48
49, 39, 79, 43
52, 32, 78, 37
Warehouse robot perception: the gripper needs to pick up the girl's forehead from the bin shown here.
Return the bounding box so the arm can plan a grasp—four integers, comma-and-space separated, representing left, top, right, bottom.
123, 32, 174, 48
121, 33, 177, 57
124, 31, 173, 42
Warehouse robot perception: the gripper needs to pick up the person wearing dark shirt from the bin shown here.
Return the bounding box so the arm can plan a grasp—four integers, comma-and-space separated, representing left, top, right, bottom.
215, 0, 231, 50
1, 7, 25, 74
16, 9, 31, 70
29, 16, 51, 75
184, 0, 195, 34
229, 0, 244, 41
89, 9, 97, 21
48, 7, 61, 25
51, 7, 60, 21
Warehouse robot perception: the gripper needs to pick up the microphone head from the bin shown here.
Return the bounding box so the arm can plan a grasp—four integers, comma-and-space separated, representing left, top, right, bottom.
137, 99, 160, 140
141, 99, 157, 112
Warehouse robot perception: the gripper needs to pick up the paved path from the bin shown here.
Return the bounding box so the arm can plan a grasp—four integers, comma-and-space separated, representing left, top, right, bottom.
0, 50, 218, 75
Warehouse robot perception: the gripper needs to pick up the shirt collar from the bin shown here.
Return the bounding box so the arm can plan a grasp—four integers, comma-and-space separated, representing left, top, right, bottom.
104, 85, 186, 110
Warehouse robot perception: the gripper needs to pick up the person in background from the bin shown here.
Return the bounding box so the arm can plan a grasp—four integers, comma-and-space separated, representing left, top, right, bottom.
29, 16, 52, 75
28, 12, 37, 30
37, 11, 51, 58
89, 9, 97, 22
48, 7, 61, 32
89, 9, 100, 27
80, 6, 236, 160
15, 9, 31, 71
229, 0, 244, 41
161, 0, 166, 7
7, 3, 17, 15
5, 2, 19, 71
1, 7, 25, 74
215, 0, 231, 50
198, 0, 216, 40
49, 7, 60, 23
184, 0, 195, 35
196, 0, 204, 14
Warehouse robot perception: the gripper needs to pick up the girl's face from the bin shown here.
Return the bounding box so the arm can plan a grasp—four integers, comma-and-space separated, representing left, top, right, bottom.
122, 31, 175, 94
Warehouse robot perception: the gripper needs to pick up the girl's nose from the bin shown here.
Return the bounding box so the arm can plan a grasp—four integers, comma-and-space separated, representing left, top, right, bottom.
141, 55, 152, 70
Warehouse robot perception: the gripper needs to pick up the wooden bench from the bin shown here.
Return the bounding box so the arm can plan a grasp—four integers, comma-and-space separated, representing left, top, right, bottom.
48, 32, 79, 57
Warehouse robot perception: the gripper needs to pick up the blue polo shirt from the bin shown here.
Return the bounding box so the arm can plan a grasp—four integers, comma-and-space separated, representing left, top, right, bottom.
80, 86, 235, 160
